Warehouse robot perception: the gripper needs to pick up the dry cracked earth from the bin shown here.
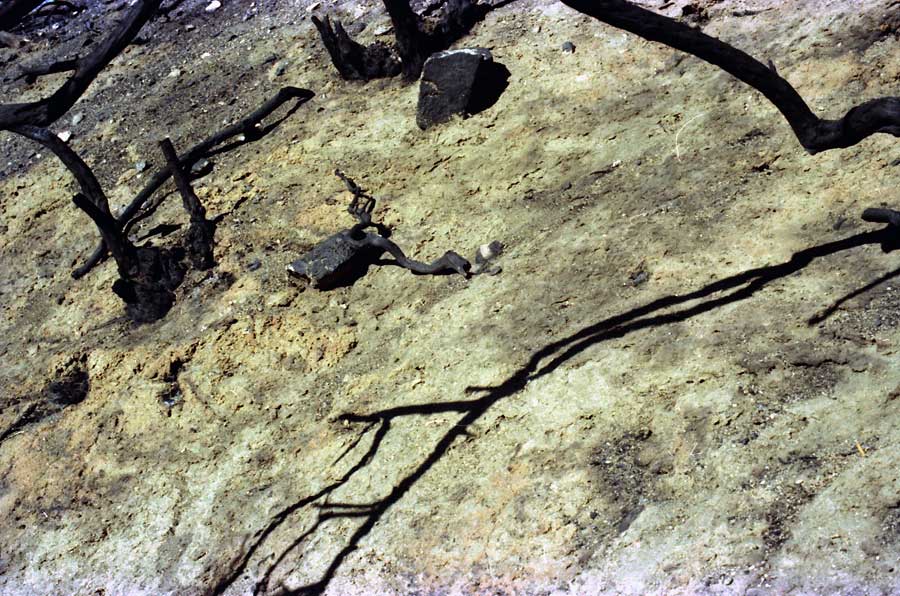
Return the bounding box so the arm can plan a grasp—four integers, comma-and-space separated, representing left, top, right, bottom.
1, 0, 900, 594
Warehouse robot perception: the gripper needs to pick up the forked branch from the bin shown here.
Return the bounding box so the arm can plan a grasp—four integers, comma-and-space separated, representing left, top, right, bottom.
559, 0, 900, 153
73, 86, 314, 278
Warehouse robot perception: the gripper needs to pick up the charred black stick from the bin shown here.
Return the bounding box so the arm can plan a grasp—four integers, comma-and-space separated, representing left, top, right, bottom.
73, 86, 314, 278
559, 0, 900, 153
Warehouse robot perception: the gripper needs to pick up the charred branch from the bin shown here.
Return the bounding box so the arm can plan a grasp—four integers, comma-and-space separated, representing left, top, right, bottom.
314, 0, 510, 82
14, 56, 78, 83
0, 30, 25, 47
0, 0, 44, 31
364, 234, 471, 276
862, 207, 900, 228
558, 0, 900, 154
311, 15, 400, 81
73, 86, 314, 278
0, 0, 162, 128
159, 137, 215, 270
10, 124, 133, 266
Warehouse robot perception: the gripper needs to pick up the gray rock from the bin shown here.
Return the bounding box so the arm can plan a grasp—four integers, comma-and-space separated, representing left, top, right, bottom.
562, 41, 576, 53
268, 60, 289, 81
286, 232, 374, 289
416, 48, 509, 130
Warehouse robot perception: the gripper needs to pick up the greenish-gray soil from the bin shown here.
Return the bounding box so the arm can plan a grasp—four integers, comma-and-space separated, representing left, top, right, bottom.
1, 0, 899, 594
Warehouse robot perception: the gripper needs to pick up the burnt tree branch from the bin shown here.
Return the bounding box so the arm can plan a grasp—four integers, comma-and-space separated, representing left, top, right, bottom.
10, 124, 133, 265
0, 0, 162, 128
0, 0, 45, 31
558, 0, 900, 153
15, 56, 79, 84
73, 86, 314, 278
159, 137, 215, 269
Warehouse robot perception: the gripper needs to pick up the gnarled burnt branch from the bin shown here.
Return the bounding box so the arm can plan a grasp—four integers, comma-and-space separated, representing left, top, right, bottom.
73, 86, 314, 278
361, 233, 470, 276
558, 0, 900, 153
14, 56, 79, 84
0, 0, 162, 128
10, 124, 134, 266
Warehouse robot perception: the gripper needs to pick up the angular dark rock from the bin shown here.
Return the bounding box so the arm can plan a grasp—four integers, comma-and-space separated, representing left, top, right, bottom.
416, 48, 510, 130
286, 232, 380, 290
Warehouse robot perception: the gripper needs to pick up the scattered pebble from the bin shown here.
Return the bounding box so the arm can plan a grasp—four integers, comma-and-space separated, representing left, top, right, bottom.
135, 161, 148, 172
71, 113, 84, 126
57, 131, 72, 142
266, 290, 294, 308
562, 41, 576, 53
168, 68, 181, 78
205, 0, 221, 13
191, 159, 212, 176
247, 259, 262, 271
476, 240, 504, 264
269, 61, 288, 80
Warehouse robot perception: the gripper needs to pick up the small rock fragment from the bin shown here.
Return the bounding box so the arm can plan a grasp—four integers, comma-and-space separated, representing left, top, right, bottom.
266, 290, 294, 308
269, 60, 288, 81
476, 240, 504, 264
190, 159, 213, 176
71, 113, 84, 126
473, 240, 504, 275
561, 41, 576, 53
135, 160, 148, 172
247, 258, 262, 271
205, 0, 221, 13
57, 131, 72, 142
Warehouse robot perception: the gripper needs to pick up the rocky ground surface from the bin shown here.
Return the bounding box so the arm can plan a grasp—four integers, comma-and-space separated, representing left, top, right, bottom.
1, 0, 899, 594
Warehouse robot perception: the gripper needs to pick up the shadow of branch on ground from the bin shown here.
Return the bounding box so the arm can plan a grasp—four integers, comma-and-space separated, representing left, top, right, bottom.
223, 223, 899, 596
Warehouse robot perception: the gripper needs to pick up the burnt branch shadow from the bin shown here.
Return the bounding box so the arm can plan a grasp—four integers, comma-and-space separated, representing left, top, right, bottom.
207, 419, 390, 596
808, 265, 900, 325
245, 224, 899, 595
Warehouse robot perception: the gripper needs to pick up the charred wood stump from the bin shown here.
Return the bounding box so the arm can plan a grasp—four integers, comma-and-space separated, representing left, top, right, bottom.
313, 0, 507, 82
72, 193, 185, 323
111, 245, 186, 324
311, 15, 400, 81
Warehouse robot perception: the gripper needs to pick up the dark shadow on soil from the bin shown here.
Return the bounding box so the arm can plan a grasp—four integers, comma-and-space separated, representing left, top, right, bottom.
0, 361, 89, 447
221, 223, 899, 595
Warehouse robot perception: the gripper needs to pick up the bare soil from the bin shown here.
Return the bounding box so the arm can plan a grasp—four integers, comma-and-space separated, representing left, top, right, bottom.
1, 1, 899, 595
